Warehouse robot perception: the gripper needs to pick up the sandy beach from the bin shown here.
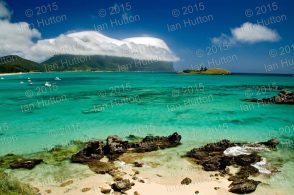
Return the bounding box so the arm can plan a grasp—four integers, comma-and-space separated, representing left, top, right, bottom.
4, 146, 289, 195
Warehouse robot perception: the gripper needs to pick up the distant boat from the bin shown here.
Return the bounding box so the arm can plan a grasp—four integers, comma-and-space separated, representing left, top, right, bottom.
0, 77, 4, 80
44, 82, 52, 87
28, 82, 33, 85
27, 77, 31, 80
20, 81, 24, 84
54, 77, 61, 81
28, 79, 32, 83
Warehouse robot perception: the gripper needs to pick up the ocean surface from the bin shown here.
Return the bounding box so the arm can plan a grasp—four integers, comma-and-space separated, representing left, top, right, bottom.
0, 72, 293, 155
1, 72, 294, 192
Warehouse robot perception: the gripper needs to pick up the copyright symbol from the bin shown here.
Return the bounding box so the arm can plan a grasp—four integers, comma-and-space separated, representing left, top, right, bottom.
245, 9, 253, 17
196, 49, 204, 57
172, 9, 180, 17
269, 49, 277, 58
98, 9, 106, 17
25, 9, 33, 17
25, 90, 34, 98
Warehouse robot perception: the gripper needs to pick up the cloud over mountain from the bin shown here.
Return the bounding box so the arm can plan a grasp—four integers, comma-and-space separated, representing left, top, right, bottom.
0, 1, 178, 63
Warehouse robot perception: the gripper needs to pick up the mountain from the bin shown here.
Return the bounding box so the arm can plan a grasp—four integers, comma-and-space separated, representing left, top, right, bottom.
0, 55, 44, 73
42, 55, 174, 72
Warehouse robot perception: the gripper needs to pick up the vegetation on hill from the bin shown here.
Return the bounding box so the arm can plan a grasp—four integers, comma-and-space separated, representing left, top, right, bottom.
42, 55, 174, 72
0, 55, 44, 73
0, 54, 174, 73
177, 68, 231, 75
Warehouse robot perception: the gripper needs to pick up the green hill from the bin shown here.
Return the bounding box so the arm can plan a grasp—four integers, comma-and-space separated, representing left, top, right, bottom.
42, 55, 174, 72
177, 68, 231, 75
0, 55, 44, 73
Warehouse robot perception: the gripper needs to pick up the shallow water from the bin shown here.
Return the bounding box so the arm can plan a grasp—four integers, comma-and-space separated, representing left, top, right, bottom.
0, 72, 293, 154
1, 72, 293, 193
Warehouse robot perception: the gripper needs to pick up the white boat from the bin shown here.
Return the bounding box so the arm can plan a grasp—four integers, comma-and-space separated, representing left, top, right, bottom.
44, 82, 52, 87
28, 79, 32, 83
28, 82, 33, 85
0, 77, 4, 80
20, 81, 24, 84
54, 77, 61, 81
27, 77, 31, 80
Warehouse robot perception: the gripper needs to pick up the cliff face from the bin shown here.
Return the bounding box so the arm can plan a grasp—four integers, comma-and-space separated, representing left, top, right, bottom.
42, 55, 174, 72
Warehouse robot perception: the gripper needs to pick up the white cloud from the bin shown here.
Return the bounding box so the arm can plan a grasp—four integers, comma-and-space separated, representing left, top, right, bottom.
0, 19, 178, 63
211, 22, 280, 45
0, 1, 11, 19
0, 0, 178, 62
27, 31, 179, 62
0, 20, 41, 57
232, 22, 280, 43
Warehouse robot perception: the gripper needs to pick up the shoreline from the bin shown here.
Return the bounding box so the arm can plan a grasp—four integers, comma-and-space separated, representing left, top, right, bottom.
0, 133, 291, 195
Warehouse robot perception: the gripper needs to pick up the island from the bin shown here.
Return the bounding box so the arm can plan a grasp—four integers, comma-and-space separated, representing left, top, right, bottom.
177, 67, 231, 75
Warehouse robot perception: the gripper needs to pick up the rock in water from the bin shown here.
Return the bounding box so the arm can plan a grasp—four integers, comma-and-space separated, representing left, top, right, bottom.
10, 159, 43, 169
71, 141, 104, 163
186, 138, 279, 194
181, 177, 192, 185
103, 135, 129, 159
259, 138, 280, 148
111, 179, 133, 192
229, 179, 261, 194
244, 90, 294, 105
135, 132, 181, 152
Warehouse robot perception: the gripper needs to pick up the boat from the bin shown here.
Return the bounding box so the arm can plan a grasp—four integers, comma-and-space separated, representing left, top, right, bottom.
20, 81, 24, 84
0, 77, 4, 80
54, 77, 61, 81
44, 82, 52, 87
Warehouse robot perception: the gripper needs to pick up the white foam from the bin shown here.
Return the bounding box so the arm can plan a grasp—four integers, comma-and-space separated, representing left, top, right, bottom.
224, 146, 251, 156
251, 158, 271, 174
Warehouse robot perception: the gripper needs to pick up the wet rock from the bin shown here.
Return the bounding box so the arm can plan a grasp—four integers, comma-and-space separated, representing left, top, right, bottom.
111, 179, 133, 192
10, 159, 43, 169
229, 179, 261, 194
244, 90, 294, 105
195, 191, 199, 194
138, 179, 145, 183
186, 139, 279, 194
87, 160, 116, 174
104, 135, 129, 159
100, 187, 111, 194
81, 187, 91, 192
233, 154, 262, 166
60, 180, 73, 187
71, 141, 104, 163
135, 132, 181, 152
214, 187, 220, 190
259, 138, 280, 149
134, 191, 140, 195
181, 177, 192, 185
133, 161, 143, 167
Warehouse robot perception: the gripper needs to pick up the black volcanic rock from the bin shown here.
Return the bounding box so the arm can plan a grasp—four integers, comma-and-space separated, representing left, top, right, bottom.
186, 138, 279, 194
71, 141, 104, 163
244, 90, 294, 105
10, 159, 43, 169
229, 179, 261, 194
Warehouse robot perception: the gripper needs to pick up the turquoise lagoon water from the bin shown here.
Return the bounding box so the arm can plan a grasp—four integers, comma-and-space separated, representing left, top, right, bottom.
0, 72, 293, 156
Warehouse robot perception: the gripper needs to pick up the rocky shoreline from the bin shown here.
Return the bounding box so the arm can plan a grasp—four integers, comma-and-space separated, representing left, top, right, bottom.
186, 138, 279, 194
0, 132, 282, 194
244, 90, 294, 105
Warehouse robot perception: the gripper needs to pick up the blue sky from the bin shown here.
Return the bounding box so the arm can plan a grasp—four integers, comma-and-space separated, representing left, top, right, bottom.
2, 0, 294, 73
